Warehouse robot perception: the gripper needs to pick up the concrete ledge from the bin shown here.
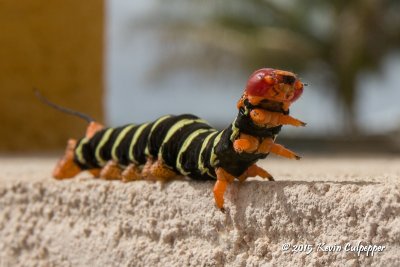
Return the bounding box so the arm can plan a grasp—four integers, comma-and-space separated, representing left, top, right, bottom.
0, 157, 399, 266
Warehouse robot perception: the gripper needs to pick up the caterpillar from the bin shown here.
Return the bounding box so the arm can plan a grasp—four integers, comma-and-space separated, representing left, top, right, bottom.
48, 68, 306, 210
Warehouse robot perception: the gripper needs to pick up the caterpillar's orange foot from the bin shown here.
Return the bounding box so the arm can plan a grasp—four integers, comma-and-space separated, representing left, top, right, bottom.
213, 180, 227, 210
248, 164, 274, 181
85, 121, 104, 138
258, 138, 300, 160
143, 158, 177, 181
270, 143, 301, 160
121, 164, 141, 182
239, 164, 274, 182
88, 168, 101, 178
257, 138, 274, 154
233, 133, 259, 153
53, 139, 82, 179
213, 168, 235, 210
233, 139, 251, 153
250, 108, 306, 127
142, 158, 153, 179
100, 160, 122, 180
150, 159, 178, 181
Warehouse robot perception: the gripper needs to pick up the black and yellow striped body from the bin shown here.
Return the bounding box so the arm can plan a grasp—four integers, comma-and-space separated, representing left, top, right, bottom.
73, 104, 283, 180
50, 67, 305, 210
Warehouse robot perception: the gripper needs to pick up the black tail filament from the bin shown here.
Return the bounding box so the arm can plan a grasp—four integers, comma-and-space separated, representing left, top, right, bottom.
34, 88, 94, 123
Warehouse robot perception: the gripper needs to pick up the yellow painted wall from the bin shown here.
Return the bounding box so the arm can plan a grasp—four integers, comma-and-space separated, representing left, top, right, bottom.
0, 0, 104, 151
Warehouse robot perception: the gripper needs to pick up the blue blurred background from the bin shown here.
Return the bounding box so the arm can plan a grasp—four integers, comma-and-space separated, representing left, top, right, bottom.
1, 0, 400, 153
107, 0, 400, 139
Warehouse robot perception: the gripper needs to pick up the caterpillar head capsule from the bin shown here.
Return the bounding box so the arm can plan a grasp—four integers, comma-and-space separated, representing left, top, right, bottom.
239, 68, 304, 109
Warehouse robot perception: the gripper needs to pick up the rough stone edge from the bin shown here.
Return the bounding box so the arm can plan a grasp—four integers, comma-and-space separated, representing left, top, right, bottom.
0, 178, 399, 267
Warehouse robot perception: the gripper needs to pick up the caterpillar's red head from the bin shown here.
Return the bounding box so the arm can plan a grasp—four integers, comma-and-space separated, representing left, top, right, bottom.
244, 68, 304, 107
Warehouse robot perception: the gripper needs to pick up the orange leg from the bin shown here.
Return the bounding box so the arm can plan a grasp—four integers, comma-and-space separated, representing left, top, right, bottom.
121, 163, 141, 182
53, 139, 82, 179
213, 168, 235, 210
257, 138, 274, 154
239, 164, 274, 182
247, 95, 265, 106
282, 102, 291, 112
236, 94, 246, 109
233, 133, 259, 153
258, 138, 300, 160
250, 108, 306, 127
141, 158, 153, 179
88, 168, 101, 178
270, 144, 301, 160
142, 158, 178, 181
85, 121, 104, 138
99, 160, 122, 180
150, 159, 178, 181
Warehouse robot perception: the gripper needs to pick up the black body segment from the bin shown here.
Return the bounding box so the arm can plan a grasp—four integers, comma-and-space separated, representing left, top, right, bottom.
178, 130, 217, 180
114, 124, 140, 166
73, 107, 283, 180
214, 126, 266, 177
145, 114, 196, 158
235, 107, 282, 138
161, 121, 213, 171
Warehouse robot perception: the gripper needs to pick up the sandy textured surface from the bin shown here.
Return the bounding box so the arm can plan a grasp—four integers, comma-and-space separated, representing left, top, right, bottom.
0, 156, 399, 266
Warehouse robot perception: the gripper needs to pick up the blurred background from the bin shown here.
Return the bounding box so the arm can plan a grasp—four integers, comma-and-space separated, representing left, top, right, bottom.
1, 0, 400, 155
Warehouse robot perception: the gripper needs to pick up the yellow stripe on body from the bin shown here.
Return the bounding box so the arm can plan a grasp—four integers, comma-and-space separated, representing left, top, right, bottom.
75, 138, 89, 164
128, 123, 149, 164
230, 119, 240, 142
208, 131, 224, 176
157, 118, 208, 160
144, 115, 171, 157
197, 131, 218, 175
111, 124, 136, 161
175, 128, 214, 175
95, 128, 114, 166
